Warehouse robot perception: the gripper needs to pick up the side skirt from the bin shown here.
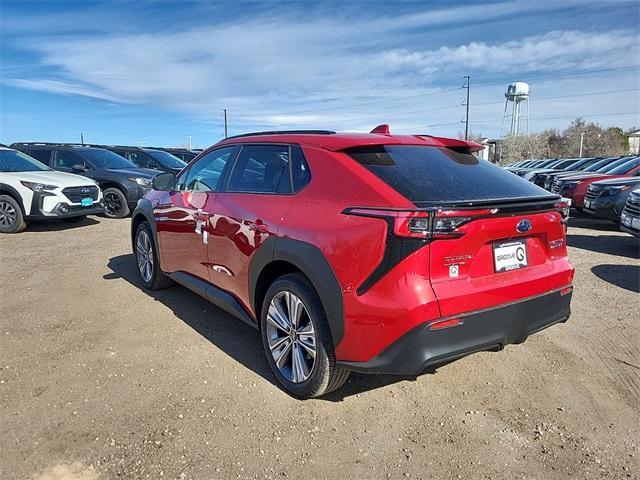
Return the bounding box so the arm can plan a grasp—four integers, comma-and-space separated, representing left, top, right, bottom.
168, 271, 258, 329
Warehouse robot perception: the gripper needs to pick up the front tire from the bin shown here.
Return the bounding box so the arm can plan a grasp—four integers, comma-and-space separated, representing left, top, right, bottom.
0, 195, 27, 233
134, 222, 173, 290
103, 188, 130, 219
260, 273, 350, 398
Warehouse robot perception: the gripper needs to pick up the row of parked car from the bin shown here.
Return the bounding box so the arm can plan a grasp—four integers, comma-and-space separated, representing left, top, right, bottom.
504, 156, 640, 237
0, 143, 202, 233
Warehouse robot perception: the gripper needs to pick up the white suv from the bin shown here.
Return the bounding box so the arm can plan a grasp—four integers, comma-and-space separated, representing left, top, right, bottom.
0, 147, 104, 233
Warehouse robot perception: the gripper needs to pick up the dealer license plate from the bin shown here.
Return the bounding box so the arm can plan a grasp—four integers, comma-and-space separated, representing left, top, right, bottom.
633, 218, 640, 229
493, 240, 528, 273
81, 198, 93, 207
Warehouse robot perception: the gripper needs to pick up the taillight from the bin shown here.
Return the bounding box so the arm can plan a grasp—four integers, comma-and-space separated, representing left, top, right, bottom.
432, 208, 496, 238
555, 199, 571, 219
344, 208, 432, 238
428, 317, 463, 330
343, 207, 495, 239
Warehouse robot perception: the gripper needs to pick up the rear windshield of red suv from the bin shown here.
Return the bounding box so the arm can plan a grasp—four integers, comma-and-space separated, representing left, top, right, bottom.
346, 145, 550, 205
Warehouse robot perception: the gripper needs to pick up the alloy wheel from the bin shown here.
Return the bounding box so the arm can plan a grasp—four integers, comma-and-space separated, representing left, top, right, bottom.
136, 230, 154, 282
0, 201, 16, 227
266, 291, 317, 383
104, 191, 123, 217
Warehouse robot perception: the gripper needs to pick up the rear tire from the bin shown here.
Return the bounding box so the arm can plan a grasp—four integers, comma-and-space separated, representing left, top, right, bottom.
134, 222, 173, 290
102, 188, 130, 219
260, 273, 350, 398
0, 195, 27, 233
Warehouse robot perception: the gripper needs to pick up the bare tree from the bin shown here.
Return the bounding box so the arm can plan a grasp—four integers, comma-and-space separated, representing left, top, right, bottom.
499, 133, 548, 164
554, 118, 627, 157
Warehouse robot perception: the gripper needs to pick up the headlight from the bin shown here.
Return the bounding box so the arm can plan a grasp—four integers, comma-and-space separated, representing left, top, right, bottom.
563, 181, 579, 189
128, 177, 152, 186
20, 181, 58, 192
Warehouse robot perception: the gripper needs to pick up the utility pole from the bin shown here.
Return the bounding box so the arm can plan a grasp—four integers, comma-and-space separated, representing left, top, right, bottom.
579, 132, 586, 158
463, 76, 470, 140
223, 109, 228, 139
187, 135, 192, 150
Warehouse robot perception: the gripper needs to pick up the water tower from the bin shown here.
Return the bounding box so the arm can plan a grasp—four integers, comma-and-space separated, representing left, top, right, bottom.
501, 81, 530, 136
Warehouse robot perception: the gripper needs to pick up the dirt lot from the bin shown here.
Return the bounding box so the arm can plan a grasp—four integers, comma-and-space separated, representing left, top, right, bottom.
1, 213, 638, 480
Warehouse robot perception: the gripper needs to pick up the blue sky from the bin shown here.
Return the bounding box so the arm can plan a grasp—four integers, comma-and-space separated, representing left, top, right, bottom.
1, 0, 638, 148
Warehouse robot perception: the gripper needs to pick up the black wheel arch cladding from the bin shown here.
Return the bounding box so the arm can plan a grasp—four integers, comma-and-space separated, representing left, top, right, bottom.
131, 199, 159, 254
249, 236, 345, 347
0, 183, 26, 214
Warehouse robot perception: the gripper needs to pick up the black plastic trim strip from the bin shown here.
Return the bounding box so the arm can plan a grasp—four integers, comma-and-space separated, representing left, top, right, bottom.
342, 210, 431, 296
168, 271, 257, 329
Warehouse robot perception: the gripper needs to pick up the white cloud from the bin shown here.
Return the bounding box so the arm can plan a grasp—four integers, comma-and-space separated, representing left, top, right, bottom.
4, 4, 639, 137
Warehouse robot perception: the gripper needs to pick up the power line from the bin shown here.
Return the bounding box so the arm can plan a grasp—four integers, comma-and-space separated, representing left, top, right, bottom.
256, 87, 639, 128
235, 63, 640, 120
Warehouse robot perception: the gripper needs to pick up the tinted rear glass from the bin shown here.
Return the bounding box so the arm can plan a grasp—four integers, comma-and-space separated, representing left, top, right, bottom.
347, 146, 550, 205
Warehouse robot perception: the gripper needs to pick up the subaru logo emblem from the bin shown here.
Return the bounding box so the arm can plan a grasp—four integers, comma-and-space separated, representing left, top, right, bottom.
80, 187, 90, 194
517, 219, 532, 233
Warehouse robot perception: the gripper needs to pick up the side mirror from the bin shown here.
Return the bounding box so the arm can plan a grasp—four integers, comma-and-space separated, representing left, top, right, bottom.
153, 172, 176, 191
72, 163, 88, 172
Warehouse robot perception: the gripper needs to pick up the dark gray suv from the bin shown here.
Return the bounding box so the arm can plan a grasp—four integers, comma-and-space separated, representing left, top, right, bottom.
11, 143, 161, 218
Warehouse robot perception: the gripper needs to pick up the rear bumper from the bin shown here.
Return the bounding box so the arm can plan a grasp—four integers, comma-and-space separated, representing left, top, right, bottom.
337, 288, 572, 376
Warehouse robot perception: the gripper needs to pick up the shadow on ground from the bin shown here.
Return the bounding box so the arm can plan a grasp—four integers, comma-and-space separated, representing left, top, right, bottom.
567, 212, 620, 232
104, 254, 415, 401
591, 264, 640, 293
27, 216, 100, 232
567, 233, 640, 259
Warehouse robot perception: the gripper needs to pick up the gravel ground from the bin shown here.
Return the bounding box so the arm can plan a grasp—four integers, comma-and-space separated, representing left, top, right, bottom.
1, 213, 638, 480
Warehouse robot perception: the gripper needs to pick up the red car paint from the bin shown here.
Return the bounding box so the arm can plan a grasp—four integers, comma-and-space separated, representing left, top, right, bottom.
559, 165, 640, 207
146, 129, 574, 365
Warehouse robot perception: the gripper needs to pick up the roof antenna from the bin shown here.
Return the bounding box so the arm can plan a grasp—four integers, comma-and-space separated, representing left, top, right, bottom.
370, 124, 390, 135
80, 133, 84, 146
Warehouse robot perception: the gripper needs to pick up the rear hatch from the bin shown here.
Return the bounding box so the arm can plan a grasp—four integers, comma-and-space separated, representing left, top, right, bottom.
346, 145, 573, 318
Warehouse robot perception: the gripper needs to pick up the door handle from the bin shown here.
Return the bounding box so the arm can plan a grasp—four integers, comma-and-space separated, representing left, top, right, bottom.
194, 209, 210, 221
249, 223, 269, 233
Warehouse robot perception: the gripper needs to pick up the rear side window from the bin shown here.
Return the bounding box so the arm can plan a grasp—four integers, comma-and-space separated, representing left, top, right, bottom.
27, 149, 52, 165
227, 145, 292, 194
291, 145, 310, 192
346, 146, 550, 205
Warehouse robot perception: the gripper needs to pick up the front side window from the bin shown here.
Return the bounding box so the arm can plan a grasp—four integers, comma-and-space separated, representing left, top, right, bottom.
0, 150, 50, 172
119, 150, 156, 169
80, 148, 138, 169
227, 145, 291, 194
178, 146, 235, 192
55, 150, 84, 169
